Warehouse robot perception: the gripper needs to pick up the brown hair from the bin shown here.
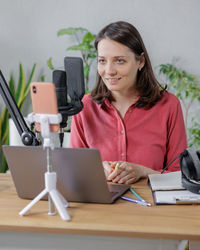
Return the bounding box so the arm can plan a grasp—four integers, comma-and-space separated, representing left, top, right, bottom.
91, 21, 166, 108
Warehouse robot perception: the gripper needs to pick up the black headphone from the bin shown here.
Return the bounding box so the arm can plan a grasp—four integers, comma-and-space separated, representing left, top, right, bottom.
179, 148, 200, 194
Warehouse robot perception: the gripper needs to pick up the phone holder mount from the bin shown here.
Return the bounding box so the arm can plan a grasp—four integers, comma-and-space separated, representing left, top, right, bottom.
19, 112, 71, 221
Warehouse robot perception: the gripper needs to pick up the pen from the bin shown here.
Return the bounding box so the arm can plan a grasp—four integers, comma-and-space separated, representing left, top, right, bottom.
129, 187, 151, 206
130, 187, 143, 200
115, 162, 121, 170
120, 196, 151, 206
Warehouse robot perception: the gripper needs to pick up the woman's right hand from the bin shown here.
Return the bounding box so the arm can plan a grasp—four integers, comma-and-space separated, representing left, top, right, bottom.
102, 161, 117, 179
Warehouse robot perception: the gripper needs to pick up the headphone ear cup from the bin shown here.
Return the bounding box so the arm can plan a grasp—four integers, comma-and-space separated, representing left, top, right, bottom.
187, 148, 200, 180
180, 149, 200, 193
180, 150, 192, 178
181, 174, 200, 193
180, 149, 199, 180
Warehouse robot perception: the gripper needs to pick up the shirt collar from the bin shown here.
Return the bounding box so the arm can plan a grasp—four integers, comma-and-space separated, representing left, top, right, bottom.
100, 96, 140, 109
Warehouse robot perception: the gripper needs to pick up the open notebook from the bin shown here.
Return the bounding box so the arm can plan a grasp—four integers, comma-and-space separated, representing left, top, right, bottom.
3, 146, 129, 204
148, 171, 200, 204
148, 171, 185, 191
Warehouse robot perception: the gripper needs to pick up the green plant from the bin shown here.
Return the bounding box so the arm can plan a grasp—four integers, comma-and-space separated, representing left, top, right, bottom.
159, 63, 200, 148
0, 63, 36, 173
188, 119, 200, 147
47, 27, 97, 93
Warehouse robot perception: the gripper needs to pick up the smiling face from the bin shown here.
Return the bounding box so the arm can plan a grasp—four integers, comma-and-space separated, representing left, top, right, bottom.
97, 38, 144, 96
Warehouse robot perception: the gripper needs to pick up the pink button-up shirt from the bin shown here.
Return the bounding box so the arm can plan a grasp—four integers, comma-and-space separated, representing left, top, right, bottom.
70, 92, 187, 172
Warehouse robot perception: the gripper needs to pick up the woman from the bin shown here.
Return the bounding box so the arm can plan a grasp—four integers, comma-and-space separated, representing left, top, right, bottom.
70, 21, 187, 184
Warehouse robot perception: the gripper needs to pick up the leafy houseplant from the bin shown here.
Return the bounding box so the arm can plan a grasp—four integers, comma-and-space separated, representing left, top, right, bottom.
47, 27, 97, 93
0, 63, 36, 173
159, 63, 200, 148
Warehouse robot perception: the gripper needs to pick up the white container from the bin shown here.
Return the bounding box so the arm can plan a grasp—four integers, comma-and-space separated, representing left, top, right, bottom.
9, 118, 25, 146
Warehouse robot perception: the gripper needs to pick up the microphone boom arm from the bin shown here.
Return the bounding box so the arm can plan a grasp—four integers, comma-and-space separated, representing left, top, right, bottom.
0, 70, 40, 146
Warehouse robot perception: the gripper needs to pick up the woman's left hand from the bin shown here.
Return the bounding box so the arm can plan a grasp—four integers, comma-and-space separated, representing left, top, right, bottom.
106, 161, 157, 184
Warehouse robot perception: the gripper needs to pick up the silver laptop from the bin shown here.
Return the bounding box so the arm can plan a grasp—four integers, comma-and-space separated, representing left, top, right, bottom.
3, 146, 129, 203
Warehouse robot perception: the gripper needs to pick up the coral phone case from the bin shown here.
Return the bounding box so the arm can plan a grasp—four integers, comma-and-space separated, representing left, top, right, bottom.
30, 82, 60, 132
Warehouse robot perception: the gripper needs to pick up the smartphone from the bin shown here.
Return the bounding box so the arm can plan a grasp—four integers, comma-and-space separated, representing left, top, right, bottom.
30, 82, 60, 133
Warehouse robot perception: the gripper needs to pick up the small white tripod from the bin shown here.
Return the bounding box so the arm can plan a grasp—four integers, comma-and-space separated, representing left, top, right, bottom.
19, 113, 71, 221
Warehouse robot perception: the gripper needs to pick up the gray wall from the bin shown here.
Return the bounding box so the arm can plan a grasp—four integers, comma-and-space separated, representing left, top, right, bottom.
0, 0, 200, 113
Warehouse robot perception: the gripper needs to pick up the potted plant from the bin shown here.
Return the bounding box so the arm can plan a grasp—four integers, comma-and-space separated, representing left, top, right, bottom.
47, 27, 97, 145
0, 63, 37, 173
159, 62, 200, 148
47, 27, 97, 93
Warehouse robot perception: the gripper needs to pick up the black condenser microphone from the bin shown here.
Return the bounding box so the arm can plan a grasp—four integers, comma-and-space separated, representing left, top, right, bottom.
52, 57, 85, 147
52, 69, 68, 129
53, 57, 85, 127
64, 56, 85, 114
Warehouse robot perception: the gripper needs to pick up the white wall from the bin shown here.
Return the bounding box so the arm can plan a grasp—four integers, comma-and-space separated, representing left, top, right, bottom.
0, 0, 200, 114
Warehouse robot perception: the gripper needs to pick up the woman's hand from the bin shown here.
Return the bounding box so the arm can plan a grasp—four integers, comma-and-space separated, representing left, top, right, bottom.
102, 161, 117, 179
103, 161, 158, 184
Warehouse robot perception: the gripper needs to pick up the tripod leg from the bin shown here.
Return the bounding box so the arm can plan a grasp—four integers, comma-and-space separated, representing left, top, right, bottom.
58, 193, 69, 208
49, 189, 71, 221
19, 189, 47, 216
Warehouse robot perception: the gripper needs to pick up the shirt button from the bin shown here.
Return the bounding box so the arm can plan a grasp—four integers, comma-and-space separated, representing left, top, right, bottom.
121, 130, 124, 134
121, 153, 124, 157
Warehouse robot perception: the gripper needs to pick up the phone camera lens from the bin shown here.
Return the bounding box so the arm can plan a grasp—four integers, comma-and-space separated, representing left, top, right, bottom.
33, 86, 37, 93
